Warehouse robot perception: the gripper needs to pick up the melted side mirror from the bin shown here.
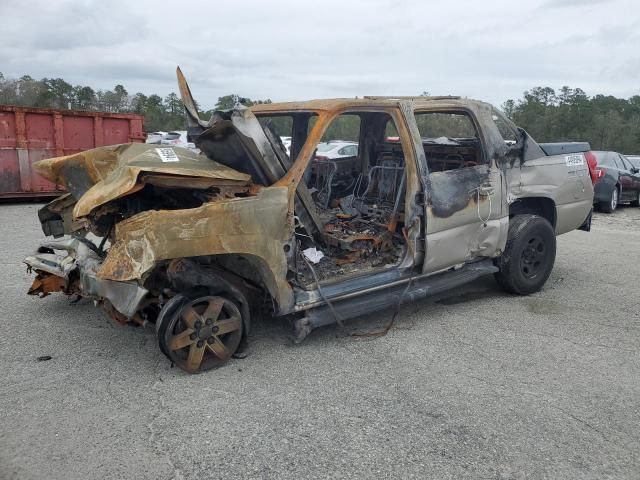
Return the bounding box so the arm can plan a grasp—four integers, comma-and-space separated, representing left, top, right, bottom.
520, 129, 547, 163
503, 128, 526, 167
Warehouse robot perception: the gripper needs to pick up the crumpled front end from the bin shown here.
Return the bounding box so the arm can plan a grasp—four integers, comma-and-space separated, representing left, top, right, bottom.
25, 236, 149, 321
24, 129, 296, 325
24, 140, 274, 321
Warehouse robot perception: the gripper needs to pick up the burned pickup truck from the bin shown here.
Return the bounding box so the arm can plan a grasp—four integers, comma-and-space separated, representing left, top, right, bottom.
24, 68, 594, 373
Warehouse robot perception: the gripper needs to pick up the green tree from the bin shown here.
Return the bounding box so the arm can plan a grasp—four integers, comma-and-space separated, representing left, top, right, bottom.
130, 92, 148, 114
44, 78, 74, 109
17, 75, 47, 107
72, 86, 96, 110
4, 71, 640, 153
0, 73, 18, 105
505, 85, 640, 153
501, 99, 515, 118
142, 94, 167, 132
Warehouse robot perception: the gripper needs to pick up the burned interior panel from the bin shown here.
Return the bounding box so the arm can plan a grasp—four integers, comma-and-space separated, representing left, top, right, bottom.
280, 107, 427, 290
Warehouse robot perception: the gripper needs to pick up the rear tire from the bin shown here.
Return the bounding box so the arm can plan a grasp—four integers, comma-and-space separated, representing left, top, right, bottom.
599, 187, 618, 213
495, 214, 556, 295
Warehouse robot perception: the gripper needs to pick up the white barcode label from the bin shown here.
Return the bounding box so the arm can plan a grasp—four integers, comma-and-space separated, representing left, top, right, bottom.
565, 154, 584, 167
156, 147, 179, 162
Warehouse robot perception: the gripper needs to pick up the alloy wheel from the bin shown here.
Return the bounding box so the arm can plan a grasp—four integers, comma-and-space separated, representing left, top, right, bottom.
163, 295, 243, 373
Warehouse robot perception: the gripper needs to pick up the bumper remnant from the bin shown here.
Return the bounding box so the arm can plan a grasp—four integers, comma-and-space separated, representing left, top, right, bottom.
24, 236, 148, 318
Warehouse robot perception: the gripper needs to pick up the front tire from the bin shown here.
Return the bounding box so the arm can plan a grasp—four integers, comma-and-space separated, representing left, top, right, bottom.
630, 191, 640, 207
495, 214, 556, 295
599, 187, 618, 213
157, 295, 244, 373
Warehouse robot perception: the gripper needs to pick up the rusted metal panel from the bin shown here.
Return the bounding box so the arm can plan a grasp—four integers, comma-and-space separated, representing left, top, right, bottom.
34, 143, 251, 217
0, 105, 145, 199
97, 186, 294, 310
0, 109, 20, 195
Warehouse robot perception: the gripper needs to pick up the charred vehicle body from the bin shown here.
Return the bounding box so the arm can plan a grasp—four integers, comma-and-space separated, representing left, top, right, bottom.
24, 68, 594, 373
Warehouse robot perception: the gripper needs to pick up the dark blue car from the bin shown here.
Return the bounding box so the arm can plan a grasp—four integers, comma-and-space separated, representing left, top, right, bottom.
592, 151, 640, 213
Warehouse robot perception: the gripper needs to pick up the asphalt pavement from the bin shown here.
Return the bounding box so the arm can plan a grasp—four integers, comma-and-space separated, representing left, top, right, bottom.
0, 203, 638, 479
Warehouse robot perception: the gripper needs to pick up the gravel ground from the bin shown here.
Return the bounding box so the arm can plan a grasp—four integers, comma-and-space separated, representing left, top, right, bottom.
0, 203, 638, 480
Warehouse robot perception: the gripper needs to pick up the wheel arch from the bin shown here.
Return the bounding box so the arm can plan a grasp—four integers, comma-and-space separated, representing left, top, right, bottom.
165, 257, 257, 336
509, 197, 557, 229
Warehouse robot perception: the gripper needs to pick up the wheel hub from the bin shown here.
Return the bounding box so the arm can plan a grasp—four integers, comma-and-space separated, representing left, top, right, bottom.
161, 295, 243, 373
520, 235, 545, 279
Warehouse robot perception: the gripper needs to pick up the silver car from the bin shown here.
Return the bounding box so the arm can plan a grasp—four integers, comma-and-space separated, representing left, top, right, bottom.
314, 140, 358, 160
145, 131, 167, 144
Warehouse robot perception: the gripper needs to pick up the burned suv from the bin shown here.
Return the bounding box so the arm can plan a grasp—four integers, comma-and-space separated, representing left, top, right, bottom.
24, 68, 594, 373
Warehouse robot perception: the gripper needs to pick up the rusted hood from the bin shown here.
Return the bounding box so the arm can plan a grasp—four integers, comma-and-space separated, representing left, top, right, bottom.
34, 143, 251, 219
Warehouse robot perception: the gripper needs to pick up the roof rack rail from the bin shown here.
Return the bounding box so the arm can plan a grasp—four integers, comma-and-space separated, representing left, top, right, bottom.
363, 95, 461, 100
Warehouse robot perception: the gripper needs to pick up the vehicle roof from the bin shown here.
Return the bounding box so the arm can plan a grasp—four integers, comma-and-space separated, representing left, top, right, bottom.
250, 96, 489, 113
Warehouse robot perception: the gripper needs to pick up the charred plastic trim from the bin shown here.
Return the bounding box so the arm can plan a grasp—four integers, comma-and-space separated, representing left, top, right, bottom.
38, 194, 77, 238
429, 166, 491, 218
293, 259, 498, 342
24, 237, 148, 318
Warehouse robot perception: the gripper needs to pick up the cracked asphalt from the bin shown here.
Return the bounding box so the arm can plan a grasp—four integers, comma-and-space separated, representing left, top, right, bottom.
0, 203, 638, 479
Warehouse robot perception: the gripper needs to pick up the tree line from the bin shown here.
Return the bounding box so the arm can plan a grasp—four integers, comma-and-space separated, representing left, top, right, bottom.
2, 73, 639, 154
0, 73, 274, 133
502, 86, 640, 154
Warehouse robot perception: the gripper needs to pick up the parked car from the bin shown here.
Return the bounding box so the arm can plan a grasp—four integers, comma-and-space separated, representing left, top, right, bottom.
591, 151, 640, 212
626, 155, 640, 170
23, 68, 594, 374
315, 140, 358, 160
146, 131, 167, 144
160, 131, 196, 149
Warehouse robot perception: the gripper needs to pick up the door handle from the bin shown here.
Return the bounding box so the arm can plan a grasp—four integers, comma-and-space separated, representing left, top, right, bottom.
478, 184, 494, 196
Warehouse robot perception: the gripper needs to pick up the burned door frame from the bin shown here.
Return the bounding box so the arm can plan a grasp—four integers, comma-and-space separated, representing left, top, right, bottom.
286, 105, 426, 310
307, 105, 423, 269
410, 106, 509, 273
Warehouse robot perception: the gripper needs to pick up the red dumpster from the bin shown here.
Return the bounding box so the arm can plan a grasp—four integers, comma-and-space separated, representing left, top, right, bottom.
0, 106, 145, 199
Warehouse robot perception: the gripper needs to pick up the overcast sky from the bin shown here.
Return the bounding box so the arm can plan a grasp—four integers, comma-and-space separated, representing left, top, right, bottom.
1, 0, 638, 109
